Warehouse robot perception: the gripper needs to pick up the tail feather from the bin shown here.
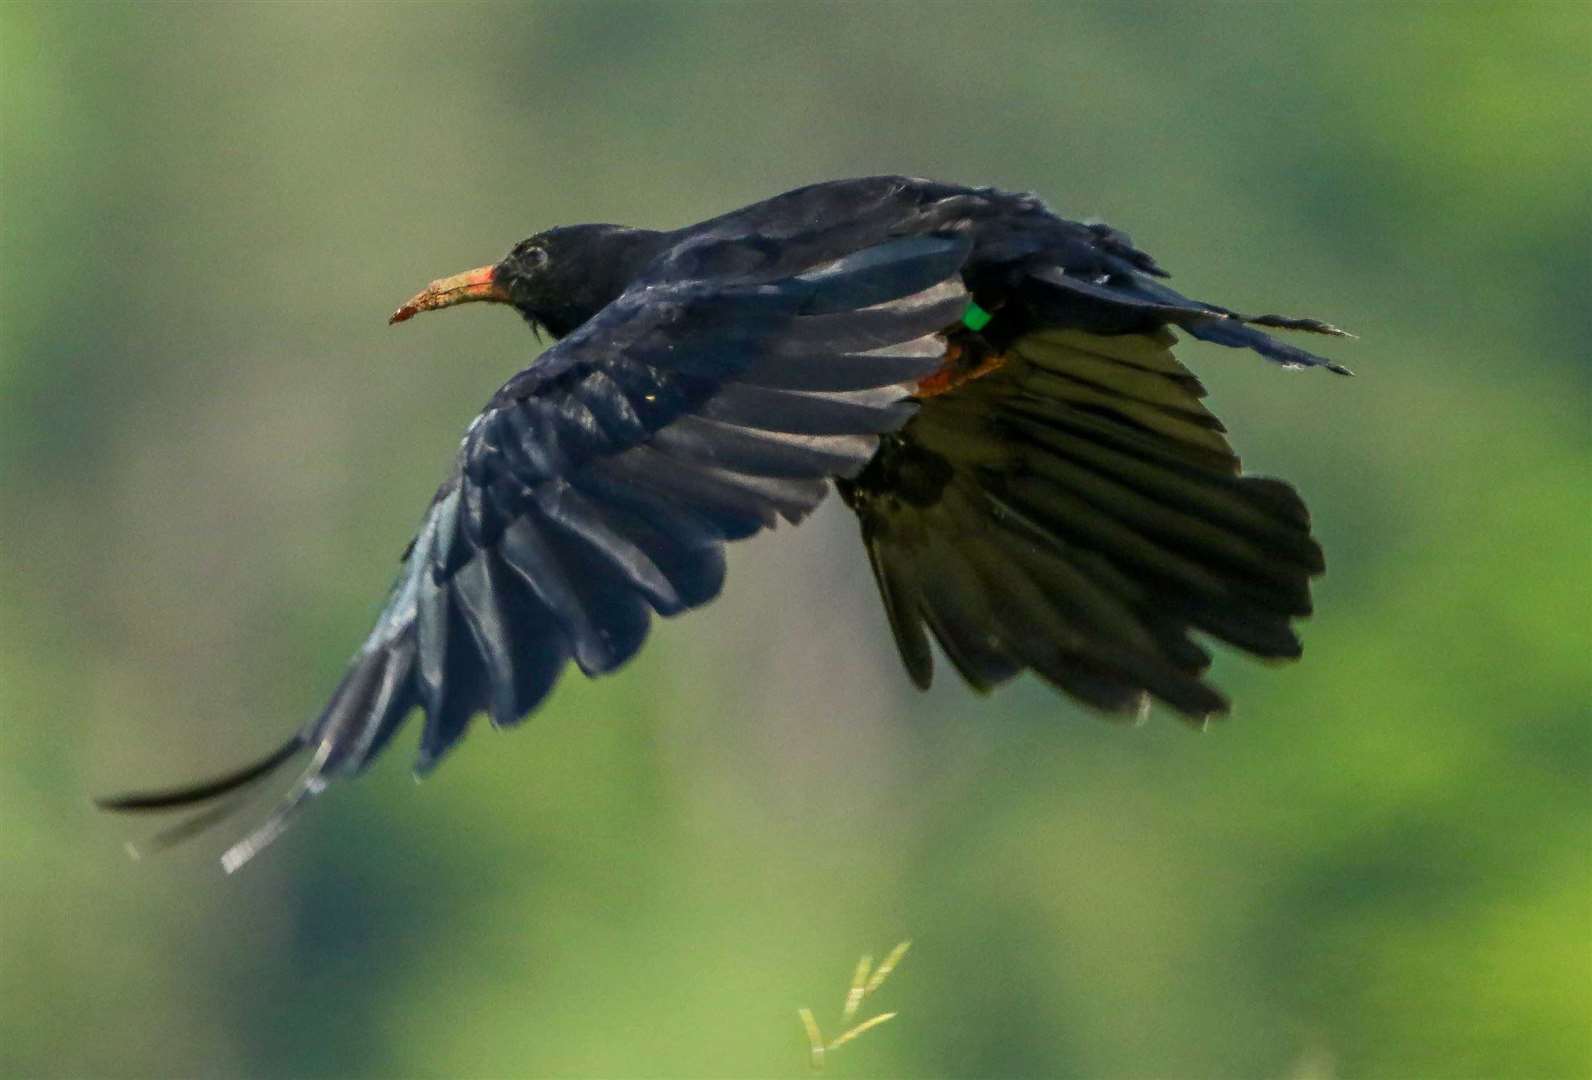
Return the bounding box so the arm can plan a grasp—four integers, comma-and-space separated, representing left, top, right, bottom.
1185, 317, 1355, 375
1022, 261, 1354, 375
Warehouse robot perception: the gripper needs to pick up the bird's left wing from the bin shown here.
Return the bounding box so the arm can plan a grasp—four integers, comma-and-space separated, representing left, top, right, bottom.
98, 234, 971, 869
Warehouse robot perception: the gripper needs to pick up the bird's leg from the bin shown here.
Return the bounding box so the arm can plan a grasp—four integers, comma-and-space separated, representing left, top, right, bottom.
914, 332, 1007, 399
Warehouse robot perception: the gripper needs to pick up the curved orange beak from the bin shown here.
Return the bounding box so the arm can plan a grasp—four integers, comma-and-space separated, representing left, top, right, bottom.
389, 264, 511, 325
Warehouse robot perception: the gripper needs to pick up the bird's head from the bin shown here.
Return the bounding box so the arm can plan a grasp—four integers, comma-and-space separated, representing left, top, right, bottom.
389, 224, 665, 340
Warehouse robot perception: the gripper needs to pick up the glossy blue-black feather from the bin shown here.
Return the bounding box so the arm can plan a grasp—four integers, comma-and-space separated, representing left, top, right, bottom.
356, 232, 969, 756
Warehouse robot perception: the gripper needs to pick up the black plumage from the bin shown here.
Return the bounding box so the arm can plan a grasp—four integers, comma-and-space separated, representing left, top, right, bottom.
97, 176, 1348, 871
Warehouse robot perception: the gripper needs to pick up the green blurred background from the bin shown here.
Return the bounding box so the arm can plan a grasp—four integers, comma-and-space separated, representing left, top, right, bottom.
2, 3, 1587, 1077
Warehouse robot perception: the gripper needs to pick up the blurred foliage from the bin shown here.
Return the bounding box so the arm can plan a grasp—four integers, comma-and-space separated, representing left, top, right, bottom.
1, 2, 1587, 1077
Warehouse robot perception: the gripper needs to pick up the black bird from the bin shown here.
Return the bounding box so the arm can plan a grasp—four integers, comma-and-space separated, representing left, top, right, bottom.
99, 176, 1349, 871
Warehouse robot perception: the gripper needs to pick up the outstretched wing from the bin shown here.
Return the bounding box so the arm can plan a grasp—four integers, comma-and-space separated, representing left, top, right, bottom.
841, 323, 1328, 722
99, 234, 972, 869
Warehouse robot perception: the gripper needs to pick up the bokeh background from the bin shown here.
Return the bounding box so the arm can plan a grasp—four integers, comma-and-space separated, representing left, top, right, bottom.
2, 3, 1587, 1077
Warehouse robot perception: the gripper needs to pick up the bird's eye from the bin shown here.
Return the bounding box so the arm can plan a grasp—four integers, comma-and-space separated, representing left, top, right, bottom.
522, 245, 549, 269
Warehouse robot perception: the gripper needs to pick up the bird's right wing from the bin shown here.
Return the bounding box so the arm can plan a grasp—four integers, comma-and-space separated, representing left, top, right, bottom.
839, 324, 1326, 722
98, 233, 971, 870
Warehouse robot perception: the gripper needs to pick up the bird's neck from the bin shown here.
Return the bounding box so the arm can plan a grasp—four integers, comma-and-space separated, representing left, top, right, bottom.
538, 228, 672, 339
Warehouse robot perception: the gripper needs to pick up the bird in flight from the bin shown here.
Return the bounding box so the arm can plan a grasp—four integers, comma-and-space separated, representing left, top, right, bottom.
98, 176, 1349, 871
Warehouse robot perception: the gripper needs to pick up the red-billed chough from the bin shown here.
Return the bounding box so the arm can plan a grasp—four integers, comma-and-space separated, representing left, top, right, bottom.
98, 176, 1349, 871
